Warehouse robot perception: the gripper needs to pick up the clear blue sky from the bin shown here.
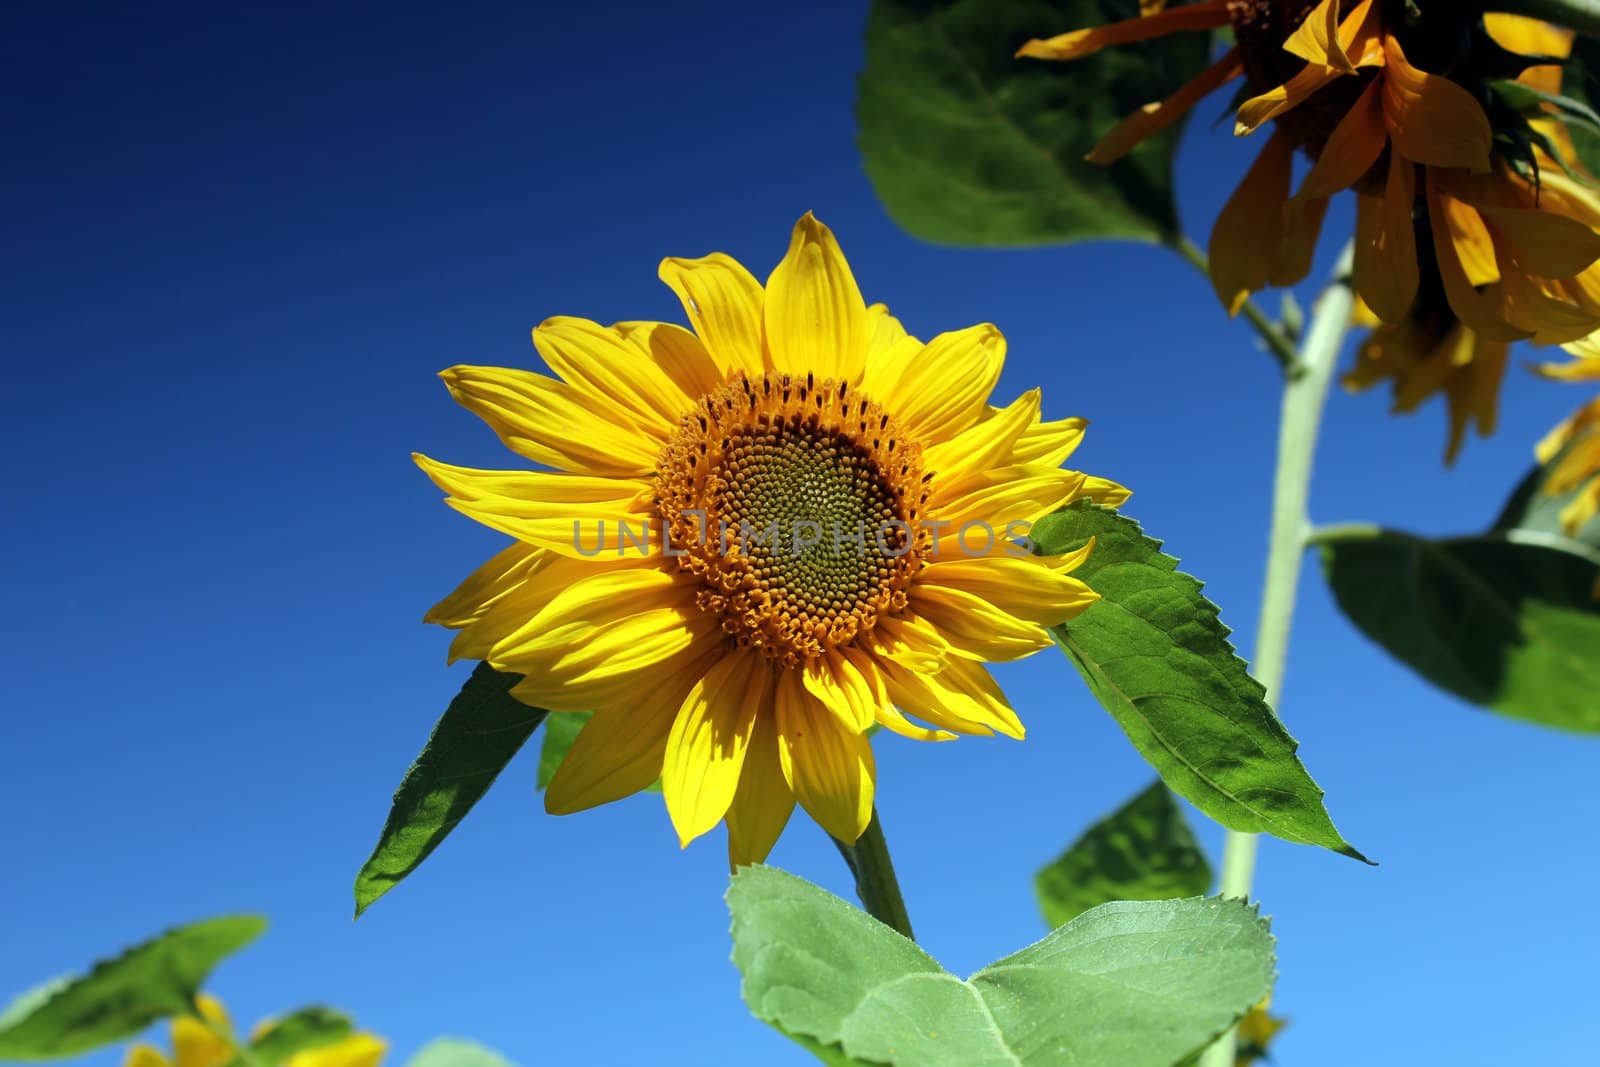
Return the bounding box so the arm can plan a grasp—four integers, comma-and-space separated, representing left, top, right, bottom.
4, 2, 1596, 1064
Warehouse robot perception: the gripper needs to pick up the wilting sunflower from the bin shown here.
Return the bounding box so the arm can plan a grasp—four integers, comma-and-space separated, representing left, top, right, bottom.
417, 214, 1123, 864
1536, 395, 1600, 535
124, 997, 386, 1067
1021, 3, 1600, 454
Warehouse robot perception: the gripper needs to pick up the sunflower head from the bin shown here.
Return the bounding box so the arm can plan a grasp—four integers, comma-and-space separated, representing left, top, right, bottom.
417, 214, 1126, 865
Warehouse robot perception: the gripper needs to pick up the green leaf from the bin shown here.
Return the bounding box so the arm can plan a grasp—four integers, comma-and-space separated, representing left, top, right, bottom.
353, 663, 547, 916
856, 0, 1209, 246
728, 866, 1274, 1067
0, 916, 266, 1060
1316, 525, 1600, 733
1566, 37, 1600, 176
1032, 502, 1367, 861
404, 1039, 515, 1067
1035, 779, 1211, 929
248, 1008, 353, 1067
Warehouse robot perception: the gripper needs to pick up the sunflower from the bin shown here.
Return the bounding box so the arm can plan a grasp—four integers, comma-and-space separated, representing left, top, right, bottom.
1536, 395, 1600, 535
1020, 2, 1600, 454
124, 997, 386, 1067
416, 214, 1123, 864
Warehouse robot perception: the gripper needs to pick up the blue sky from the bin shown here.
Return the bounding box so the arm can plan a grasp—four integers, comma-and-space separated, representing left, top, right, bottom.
4, 1, 1598, 1064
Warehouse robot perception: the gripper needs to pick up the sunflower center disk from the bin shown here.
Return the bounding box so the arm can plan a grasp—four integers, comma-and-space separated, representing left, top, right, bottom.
656, 372, 931, 668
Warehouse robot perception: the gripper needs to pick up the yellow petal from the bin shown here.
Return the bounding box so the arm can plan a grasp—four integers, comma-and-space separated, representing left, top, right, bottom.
1016, 0, 1229, 61
1009, 415, 1087, 467
923, 389, 1040, 481
1427, 174, 1532, 342
1296, 79, 1387, 201
173, 1009, 232, 1067
532, 316, 693, 435
843, 647, 956, 742
657, 252, 766, 377
1283, 0, 1368, 72
1210, 132, 1294, 315
763, 213, 870, 382
1270, 193, 1330, 288
802, 651, 879, 733
908, 583, 1054, 661
871, 324, 1005, 443
437, 364, 662, 476
662, 651, 769, 847
1381, 36, 1493, 171
1235, 62, 1342, 136
287, 1036, 387, 1067
1484, 14, 1574, 62
725, 708, 795, 868
929, 465, 1088, 533
881, 656, 1025, 739
1087, 50, 1242, 164
775, 670, 875, 844
424, 542, 543, 628
612, 320, 726, 400
1476, 204, 1600, 278
1353, 157, 1419, 323
918, 554, 1099, 627
126, 1047, 172, 1067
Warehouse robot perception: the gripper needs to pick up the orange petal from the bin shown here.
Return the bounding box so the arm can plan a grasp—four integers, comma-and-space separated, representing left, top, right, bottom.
1209, 132, 1295, 315
1426, 172, 1531, 342
1236, 62, 1342, 135
1476, 204, 1600, 278
1016, 0, 1228, 61
1271, 194, 1330, 287
1284, 0, 1355, 72
1381, 36, 1493, 171
1087, 50, 1242, 164
1353, 157, 1419, 323
1296, 79, 1387, 200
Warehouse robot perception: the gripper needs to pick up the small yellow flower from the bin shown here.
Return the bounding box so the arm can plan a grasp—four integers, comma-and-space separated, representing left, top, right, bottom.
1536, 395, 1600, 535
417, 214, 1124, 864
123, 997, 386, 1067
1020, 4, 1600, 454
1234, 1000, 1288, 1067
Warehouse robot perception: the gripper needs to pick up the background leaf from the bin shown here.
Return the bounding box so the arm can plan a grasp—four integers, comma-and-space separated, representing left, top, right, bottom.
353, 663, 546, 916
728, 866, 1274, 1067
856, 0, 1209, 246
404, 1039, 515, 1067
248, 1008, 353, 1067
1035, 779, 1211, 929
0, 916, 266, 1060
1317, 525, 1600, 733
1032, 502, 1366, 861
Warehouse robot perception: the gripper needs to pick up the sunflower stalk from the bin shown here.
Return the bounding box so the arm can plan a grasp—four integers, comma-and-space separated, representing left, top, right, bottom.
831, 808, 914, 939
1486, 0, 1600, 37
1172, 238, 1305, 377
1198, 243, 1354, 1067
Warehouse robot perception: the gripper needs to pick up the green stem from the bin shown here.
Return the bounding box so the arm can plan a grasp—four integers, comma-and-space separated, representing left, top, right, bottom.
1173, 237, 1303, 377
832, 808, 914, 939
1485, 0, 1600, 36
1197, 243, 1354, 1067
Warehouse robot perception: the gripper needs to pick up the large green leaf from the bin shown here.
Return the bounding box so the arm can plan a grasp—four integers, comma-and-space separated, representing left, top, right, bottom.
1316, 525, 1600, 733
1032, 502, 1367, 861
1035, 779, 1211, 929
404, 1039, 515, 1067
354, 663, 546, 916
856, 0, 1209, 246
728, 866, 1273, 1067
248, 1008, 353, 1067
0, 916, 266, 1060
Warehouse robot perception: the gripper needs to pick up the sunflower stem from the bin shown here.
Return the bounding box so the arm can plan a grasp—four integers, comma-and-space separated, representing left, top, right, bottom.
1485, 0, 1600, 37
1198, 243, 1354, 1067
832, 808, 914, 939
1173, 237, 1304, 377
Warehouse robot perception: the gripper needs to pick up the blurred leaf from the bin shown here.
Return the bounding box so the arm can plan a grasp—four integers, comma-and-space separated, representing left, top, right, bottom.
1564, 38, 1600, 176
1032, 502, 1367, 861
856, 0, 1209, 246
0, 916, 266, 1060
1317, 526, 1600, 733
728, 866, 1273, 1067
1036, 779, 1211, 928
354, 664, 546, 916
248, 1008, 352, 1067
404, 1039, 515, 1067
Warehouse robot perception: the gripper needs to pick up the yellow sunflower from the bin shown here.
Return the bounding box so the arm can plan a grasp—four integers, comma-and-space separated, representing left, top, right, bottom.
416, 214, 1124, 864
124, 997, 386, 1067
1536, 395, 1600, 535
1020, 3, 1600, 453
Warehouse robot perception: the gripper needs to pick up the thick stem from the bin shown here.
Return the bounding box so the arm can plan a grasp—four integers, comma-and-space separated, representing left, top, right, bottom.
832, 808, 914, 940
1198, 244, 1354, 1067
1174, 237, 1304, 377
1485, 0, 1600, 36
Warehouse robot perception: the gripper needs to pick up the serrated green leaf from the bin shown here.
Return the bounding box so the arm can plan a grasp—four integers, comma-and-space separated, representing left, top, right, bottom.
353, 663, 547, 916
0, 916, 266, 1061
404, 1039, 515, 1067
1031, 502, 1366, 861
248, 1008, 353, 1067
728, 866, 1274, 1067
1035, 779, 1211, 928
1316, 526, 1600, 733
856, 0, 1209, 246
